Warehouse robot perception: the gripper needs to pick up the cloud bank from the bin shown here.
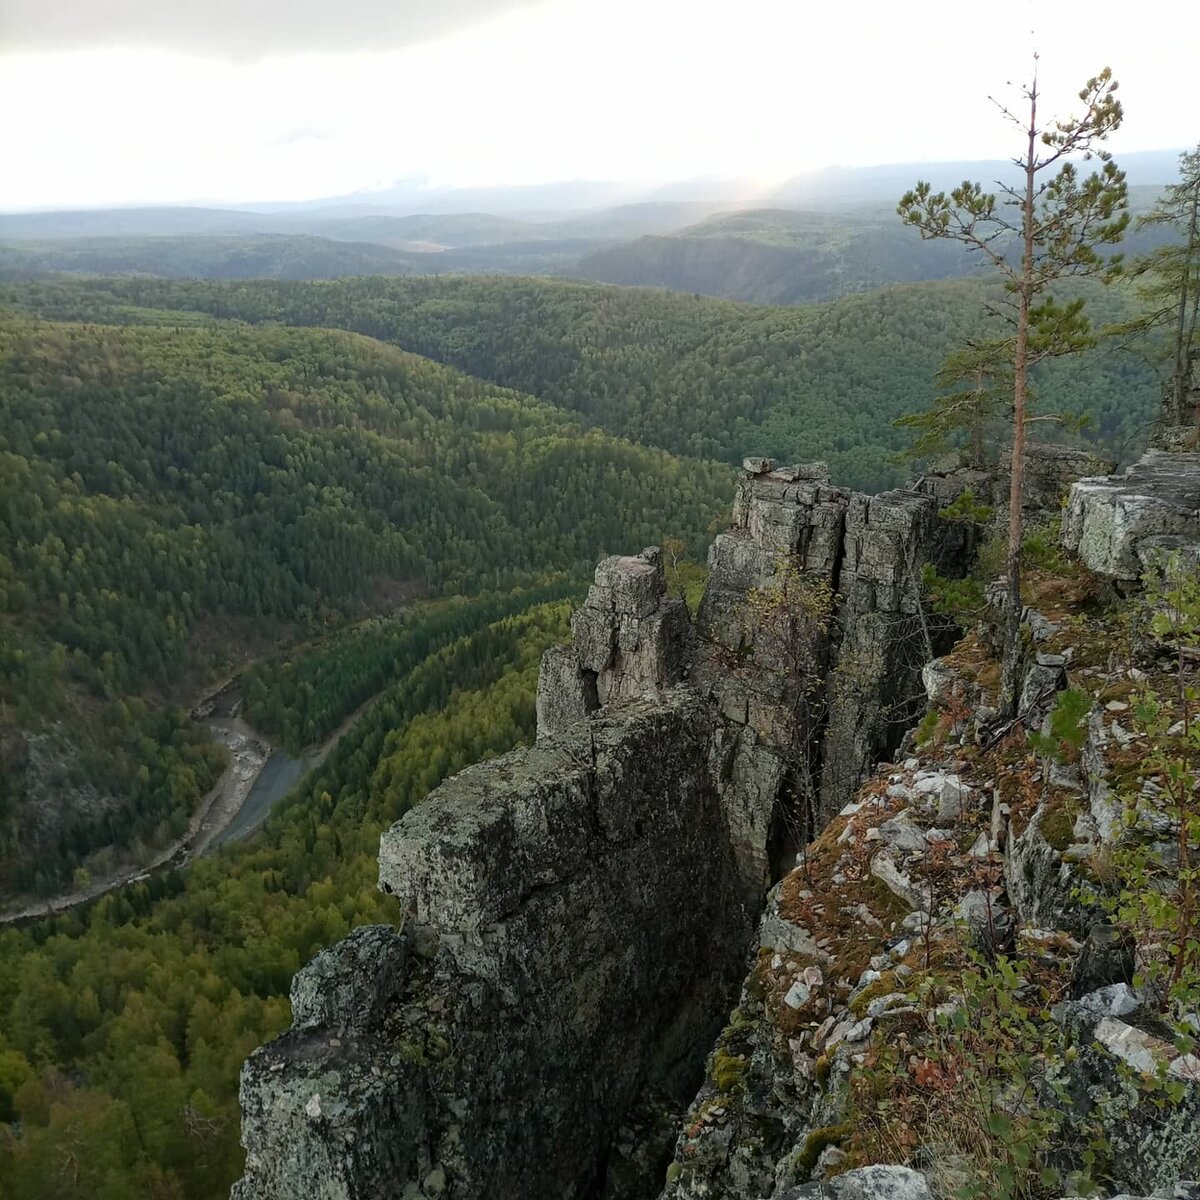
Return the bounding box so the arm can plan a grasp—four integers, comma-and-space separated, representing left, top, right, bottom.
0, 0, 543, 57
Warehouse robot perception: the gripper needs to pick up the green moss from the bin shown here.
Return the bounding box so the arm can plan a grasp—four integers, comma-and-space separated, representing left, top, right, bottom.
813, 1052, 833, 1087
665, 1162, 682, 1183
1038, 795, 1081, 853
848, 971, 902, 1018
795, 1122, 852, 1173
712, 1048, 748, 1094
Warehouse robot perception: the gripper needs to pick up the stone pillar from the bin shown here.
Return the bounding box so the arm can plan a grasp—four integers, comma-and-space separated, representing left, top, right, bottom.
535, 547, 688, 738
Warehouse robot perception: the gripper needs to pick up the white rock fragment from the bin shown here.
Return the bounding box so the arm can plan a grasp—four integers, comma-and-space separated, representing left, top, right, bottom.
783, 980, 811, 1009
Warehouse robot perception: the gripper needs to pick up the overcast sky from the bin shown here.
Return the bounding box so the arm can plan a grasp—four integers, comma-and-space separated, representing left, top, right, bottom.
1, 0, 1196, 211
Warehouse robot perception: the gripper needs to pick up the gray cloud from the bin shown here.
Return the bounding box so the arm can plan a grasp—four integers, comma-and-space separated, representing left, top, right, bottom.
0, 0, 544, 57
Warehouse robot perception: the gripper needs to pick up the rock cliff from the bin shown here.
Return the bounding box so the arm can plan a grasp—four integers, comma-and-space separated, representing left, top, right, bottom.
233, 450, 1195, 1200
233, 463, 978, 1199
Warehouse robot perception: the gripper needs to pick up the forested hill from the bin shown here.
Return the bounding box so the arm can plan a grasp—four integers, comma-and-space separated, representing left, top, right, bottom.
2, 274, 1161, 490
570, 208, 977, 303
0, 311, 730, 898
0, 236, 427, 281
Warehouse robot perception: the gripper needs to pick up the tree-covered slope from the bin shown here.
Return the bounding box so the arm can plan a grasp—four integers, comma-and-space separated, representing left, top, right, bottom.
0, 600, 570, 1200
570, 207, 977, 303
2, 274, 1158, 490
0, 235, 428, 281
0, 312, 730, 897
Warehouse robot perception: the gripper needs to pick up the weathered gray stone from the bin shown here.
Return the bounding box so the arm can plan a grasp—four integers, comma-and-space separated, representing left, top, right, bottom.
535, 643, 598, 738
1061, 450, 1200, 580
231, 462, 1035, 1200
775, 1165, 933, 1199
566, 548, 689, 712
1019, 656, 1066, 715
1001, 442, 1117, 523
1004, 804, 1094, 937
289, 925, 408, 1035
1076, 983, 1140, 1018
1069, 923, 1135, 999
238, 694, 759, 1200
1053, 1002, 1200, 1191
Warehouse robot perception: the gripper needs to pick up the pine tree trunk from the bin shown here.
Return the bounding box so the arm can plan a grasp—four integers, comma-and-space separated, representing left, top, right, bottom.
1175, 182, 1200, 423
999, 89, 1039, 718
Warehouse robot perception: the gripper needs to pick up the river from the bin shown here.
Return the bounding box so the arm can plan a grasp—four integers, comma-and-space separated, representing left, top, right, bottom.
206, 749, 313, 850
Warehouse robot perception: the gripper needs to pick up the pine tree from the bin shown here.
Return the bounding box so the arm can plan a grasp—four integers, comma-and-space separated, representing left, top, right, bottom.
1112, 143, 1200, 424
898, 58, 1129, 714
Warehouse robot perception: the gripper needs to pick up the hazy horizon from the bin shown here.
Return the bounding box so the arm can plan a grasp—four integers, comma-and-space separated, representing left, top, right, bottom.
2, 0, 1197, 212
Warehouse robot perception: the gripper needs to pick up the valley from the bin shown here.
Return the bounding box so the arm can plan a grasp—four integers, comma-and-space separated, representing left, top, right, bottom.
0, 154, 1193, 1200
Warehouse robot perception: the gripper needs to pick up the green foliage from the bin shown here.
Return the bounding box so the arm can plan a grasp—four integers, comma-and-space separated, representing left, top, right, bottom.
574, 206, 978, 304
1028, 686, 1092, 764
939, 488, 995, 526
0, 274, 1160, 494
898, 63, 1129, 711
897, 341, 1015, 467
922, 562, 987, 621
1101, 553, 1200, 1014
854, 956, 1095, 1200
914, 707, 943, 748
1108, 143, 1200, 420
241, 582, 582, 753
0, 313, 726, 895
660, 537, 708, 614
1021, 520, 1068, 573
0, 602, 567, 1198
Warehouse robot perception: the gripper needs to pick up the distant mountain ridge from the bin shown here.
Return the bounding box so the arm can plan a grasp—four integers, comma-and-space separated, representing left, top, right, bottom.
0, 150, 1182, 304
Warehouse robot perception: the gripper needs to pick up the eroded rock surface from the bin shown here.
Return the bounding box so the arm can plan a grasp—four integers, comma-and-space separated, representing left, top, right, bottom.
234, 452, 1114, 1200
1062, 450, 1200, 580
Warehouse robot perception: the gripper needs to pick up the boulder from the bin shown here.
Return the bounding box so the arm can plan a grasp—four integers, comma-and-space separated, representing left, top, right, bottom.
775, 1165, 932, 1199
1061, 450, 1200, 581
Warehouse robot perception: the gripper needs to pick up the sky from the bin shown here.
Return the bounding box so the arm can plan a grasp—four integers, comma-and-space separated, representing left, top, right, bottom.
1, 0, 1197, 211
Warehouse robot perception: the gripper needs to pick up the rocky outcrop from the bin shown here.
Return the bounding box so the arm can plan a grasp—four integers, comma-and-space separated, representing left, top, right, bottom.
917, 442, 1115, 531
693, 462, 972, 845
1061, 450, 1200, 580
658, 751, 996, 1200
538, 547, 688, 734
233, 450, 1114, 1200
238, 689, 760, 1200
235, 462, 980, 1199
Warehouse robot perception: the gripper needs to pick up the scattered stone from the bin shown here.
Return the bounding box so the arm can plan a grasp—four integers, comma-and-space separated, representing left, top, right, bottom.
783, 980, 811, 1010
1077, 983, 1140, 1018
870, 853, 925, 910
877, 814, 928, 853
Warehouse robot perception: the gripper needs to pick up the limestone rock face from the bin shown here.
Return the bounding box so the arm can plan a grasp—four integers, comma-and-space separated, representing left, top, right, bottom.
233, 459, 1065, 1200
538, 547, 688, 737
236, 695, 757, 1200
1061, 450, 1200, 580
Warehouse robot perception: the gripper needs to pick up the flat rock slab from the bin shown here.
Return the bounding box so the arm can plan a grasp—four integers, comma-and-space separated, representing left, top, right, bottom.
1062, 450, 1200, 580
